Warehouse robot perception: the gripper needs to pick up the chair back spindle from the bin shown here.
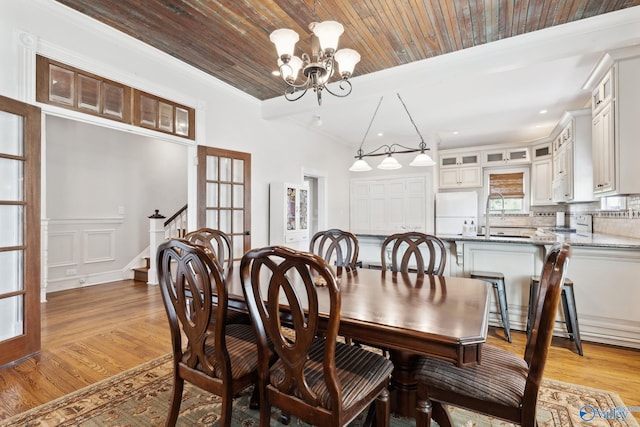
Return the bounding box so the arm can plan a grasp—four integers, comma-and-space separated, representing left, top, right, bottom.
381, 232, 446, 275
309, 229, 359, 273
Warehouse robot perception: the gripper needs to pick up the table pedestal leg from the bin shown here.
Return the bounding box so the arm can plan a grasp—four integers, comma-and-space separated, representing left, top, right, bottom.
389, 350, 419, 418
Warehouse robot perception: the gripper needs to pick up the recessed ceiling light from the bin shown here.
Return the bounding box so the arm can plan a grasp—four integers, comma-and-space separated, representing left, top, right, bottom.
377, 132, 384, 137
452, 131, 459, 135
539, 109, 548, 114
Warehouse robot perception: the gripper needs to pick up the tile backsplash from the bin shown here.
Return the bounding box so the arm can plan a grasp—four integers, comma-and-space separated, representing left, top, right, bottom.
568, 195, 640, 239
486, 195, 640, 239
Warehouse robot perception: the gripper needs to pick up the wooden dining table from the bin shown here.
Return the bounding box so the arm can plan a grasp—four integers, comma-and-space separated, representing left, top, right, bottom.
224, 267, 491, 418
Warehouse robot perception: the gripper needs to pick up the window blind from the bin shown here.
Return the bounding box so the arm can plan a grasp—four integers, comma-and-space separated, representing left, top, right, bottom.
489, 172, 524, 198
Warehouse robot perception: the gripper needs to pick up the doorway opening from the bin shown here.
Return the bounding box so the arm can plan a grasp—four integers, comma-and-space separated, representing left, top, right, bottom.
303, 172, 327, 237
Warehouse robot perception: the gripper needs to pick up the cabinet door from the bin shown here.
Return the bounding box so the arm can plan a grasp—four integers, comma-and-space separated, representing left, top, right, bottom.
507, 148, 529, 163
404, 178, 427, 230
460, 153, 480, 165
439, 168, 461, 188
459, 166, 482, 187
592, 105, 615, 194
564, 142, 574, 200
531, 159, 552, 205
533, 143, 551, 160
286, 186, 297, 231
485, 148, 529, 164
350, 182, 370, 233
592, 69, 613, 114
484, 150, 506, 164
440, 152, 480, 167
298, 187, 309, 232
440, 155, 459, 168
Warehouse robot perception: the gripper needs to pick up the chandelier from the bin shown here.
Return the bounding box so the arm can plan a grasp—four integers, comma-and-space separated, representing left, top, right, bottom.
349, 93, 436, 172
269, 21, 360, 106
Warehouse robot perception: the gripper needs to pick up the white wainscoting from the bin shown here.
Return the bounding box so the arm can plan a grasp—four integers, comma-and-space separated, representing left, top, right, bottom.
47, 217, 130, 293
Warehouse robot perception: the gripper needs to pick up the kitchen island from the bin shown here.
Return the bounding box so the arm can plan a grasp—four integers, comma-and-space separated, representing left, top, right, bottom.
356, 230, 640, 350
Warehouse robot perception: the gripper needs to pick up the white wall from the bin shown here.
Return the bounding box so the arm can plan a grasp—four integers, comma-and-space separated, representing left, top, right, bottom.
0, 0, 353, 282
45, 116, 187, 291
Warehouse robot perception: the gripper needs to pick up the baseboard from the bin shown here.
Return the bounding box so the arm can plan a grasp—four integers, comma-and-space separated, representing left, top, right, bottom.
46, 269, 134, 294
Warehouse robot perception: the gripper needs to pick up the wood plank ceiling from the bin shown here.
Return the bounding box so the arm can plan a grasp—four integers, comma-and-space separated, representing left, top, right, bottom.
55, 0, 640, 101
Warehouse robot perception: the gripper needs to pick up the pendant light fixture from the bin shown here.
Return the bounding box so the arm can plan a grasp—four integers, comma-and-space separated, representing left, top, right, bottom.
349, 93, 435, 172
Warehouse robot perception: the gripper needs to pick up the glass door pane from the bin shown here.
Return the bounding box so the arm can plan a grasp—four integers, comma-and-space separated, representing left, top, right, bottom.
0, 95, 41, 366
198, 146, 251, 261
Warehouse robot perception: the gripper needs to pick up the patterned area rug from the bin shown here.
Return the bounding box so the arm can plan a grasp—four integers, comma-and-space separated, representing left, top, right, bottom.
1, 353, 637, 427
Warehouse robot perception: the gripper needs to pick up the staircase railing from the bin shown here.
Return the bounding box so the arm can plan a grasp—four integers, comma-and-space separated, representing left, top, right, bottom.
164, 204, 188, 238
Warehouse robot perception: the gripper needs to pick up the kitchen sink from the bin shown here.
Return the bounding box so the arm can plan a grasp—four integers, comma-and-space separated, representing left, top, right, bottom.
478, 227, 538, 238
477, 233, 532, 238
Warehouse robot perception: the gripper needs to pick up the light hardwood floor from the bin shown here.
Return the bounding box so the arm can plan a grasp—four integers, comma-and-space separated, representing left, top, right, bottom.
0, 279, 638, 421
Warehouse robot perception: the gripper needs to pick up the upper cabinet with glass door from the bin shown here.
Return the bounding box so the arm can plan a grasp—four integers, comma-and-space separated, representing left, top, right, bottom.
592, 68, 613, 115
438, 150, 482, 189
483, 147, 530, 166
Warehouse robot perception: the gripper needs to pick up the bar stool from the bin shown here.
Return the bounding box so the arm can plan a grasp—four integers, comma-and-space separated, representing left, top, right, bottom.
526, 276, 583, 356
469, 271, 511, 342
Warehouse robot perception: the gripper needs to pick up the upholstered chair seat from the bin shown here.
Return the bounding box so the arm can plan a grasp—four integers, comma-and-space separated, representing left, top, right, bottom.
414, 345, 528, 408
269, 339, 394, 411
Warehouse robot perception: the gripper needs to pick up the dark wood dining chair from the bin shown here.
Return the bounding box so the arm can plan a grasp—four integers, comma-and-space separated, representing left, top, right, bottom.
184, 228, 250, 325
240, 245, 394, 427
381, 232, 446, 275
184, 228, 234, 279
309, 229, 359, 273
413, 242, 571, 427
157, 239, 261, 427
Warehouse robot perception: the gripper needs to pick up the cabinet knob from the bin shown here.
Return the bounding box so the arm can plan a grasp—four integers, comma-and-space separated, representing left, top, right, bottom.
245, 230, 251, 235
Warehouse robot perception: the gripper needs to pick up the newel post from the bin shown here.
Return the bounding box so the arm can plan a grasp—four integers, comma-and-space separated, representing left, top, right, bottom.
147, 209, 166, 285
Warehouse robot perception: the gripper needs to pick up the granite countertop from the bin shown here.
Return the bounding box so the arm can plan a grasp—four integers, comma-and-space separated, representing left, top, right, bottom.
356, 231, 640, 249
435, 232, 640, 249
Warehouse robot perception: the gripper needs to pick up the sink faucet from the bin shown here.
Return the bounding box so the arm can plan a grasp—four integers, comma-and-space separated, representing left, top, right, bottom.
485, 191, 505, 239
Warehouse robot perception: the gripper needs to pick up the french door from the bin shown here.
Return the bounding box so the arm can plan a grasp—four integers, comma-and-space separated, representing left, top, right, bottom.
197, 146, 251, 261
0, 95, 41, 366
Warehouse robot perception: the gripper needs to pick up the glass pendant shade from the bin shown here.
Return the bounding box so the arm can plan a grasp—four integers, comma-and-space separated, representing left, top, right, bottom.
349, 158, 372, 172
410, 151, 435, 167
335, 48, 361, 77
278, 56, 303, 82
270, 28, 299, 58
377, 155, 402, 170
312, 21, 344, 52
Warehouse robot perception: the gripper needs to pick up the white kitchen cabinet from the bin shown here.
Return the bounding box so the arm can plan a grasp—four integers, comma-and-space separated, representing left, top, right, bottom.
439, 165, 482, 188
531, 158, 553, 205
269, 182, 309, 248
592, 104, 615, 194
532, 142, 552, 160
350, 176, 432, 235
483, 147, 530, 165
439, 152, 480, 168
591, 68, 613, 115
551, 109, 594, 203
584, 46, 640, 196
531, 142, 553, 206
438, 150, 481, 189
